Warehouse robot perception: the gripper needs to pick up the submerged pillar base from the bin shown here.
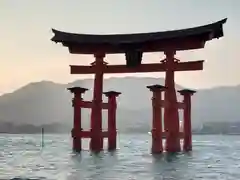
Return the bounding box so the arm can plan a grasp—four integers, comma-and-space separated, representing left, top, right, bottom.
72, 138, 81, 153
165, 133, 181, 153
151, 129, 163, 154
90, 132, 103, 152
108, 131, 117, 151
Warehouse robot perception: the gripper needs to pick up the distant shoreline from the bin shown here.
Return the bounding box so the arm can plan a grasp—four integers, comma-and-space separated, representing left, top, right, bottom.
0, 132, 240, 135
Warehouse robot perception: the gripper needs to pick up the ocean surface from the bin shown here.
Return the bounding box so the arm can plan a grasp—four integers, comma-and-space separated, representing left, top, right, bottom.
0, 134, 240, 180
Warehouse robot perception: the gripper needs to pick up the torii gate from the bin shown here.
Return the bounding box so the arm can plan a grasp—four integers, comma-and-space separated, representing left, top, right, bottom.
51, 18, 226, 153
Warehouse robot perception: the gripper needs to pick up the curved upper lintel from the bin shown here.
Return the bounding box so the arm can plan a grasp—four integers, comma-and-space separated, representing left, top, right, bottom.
51, 18, 227, 54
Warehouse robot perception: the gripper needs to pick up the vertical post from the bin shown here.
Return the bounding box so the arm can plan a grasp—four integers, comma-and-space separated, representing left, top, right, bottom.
41, 127, 44, 148
178, 89, 196, 151
68, 87, 88, 152
147, 84, 166, 153
163, 50, 181, 152
104, 91, 121, 151
90, 52, 106, 152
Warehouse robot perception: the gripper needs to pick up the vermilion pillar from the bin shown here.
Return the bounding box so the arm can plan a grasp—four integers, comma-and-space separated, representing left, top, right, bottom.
103, 91, 121, 151
68, 87, 88, 152
147, 84, 166, 153
178, 89, 196, 151
163, 50, 181, 152
90, 52, 106, 152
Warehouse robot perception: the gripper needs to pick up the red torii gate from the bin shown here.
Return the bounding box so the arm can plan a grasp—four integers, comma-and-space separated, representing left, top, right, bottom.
51, 18, 226, 153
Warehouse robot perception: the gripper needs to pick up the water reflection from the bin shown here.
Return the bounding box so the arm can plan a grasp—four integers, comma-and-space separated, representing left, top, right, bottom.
69, 150, 121, 180
151, 153, 189, 180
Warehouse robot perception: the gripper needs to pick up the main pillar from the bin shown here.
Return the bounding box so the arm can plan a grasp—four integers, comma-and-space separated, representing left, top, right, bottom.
103, 91, 121, 151
90, 52, 106, 152
163, 50, 181, 152
68, 87, 88, 152
178, 89, 196, 151
147, 85, 166, 153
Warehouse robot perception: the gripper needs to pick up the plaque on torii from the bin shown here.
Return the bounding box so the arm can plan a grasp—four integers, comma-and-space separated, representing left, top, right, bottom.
51, 18, 226, 153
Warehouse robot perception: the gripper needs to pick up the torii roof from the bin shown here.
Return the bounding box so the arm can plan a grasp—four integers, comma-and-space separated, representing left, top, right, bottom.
51, 18, 227, 54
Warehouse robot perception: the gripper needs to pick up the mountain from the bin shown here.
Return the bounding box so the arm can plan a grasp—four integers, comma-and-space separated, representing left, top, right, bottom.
191, 85, 240, 126
0, 77, 240, 133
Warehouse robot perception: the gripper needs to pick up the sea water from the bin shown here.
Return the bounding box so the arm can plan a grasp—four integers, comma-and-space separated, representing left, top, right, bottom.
0, 134, 240, 180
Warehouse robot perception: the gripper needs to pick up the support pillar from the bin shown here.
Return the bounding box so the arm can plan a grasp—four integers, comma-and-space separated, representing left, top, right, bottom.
163, 50, 181, 152
90, 52, 106, 152
103, 91, 121, 151
68, 87, 88, 152
147, 84, 166, 153
178, 89, 196, 151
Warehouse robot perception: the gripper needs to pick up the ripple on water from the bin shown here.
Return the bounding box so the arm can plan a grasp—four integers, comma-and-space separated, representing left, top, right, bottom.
0, 134, 240, 180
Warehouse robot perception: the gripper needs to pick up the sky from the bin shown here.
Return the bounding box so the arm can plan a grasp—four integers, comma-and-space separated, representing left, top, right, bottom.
0, 0, 240, 95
